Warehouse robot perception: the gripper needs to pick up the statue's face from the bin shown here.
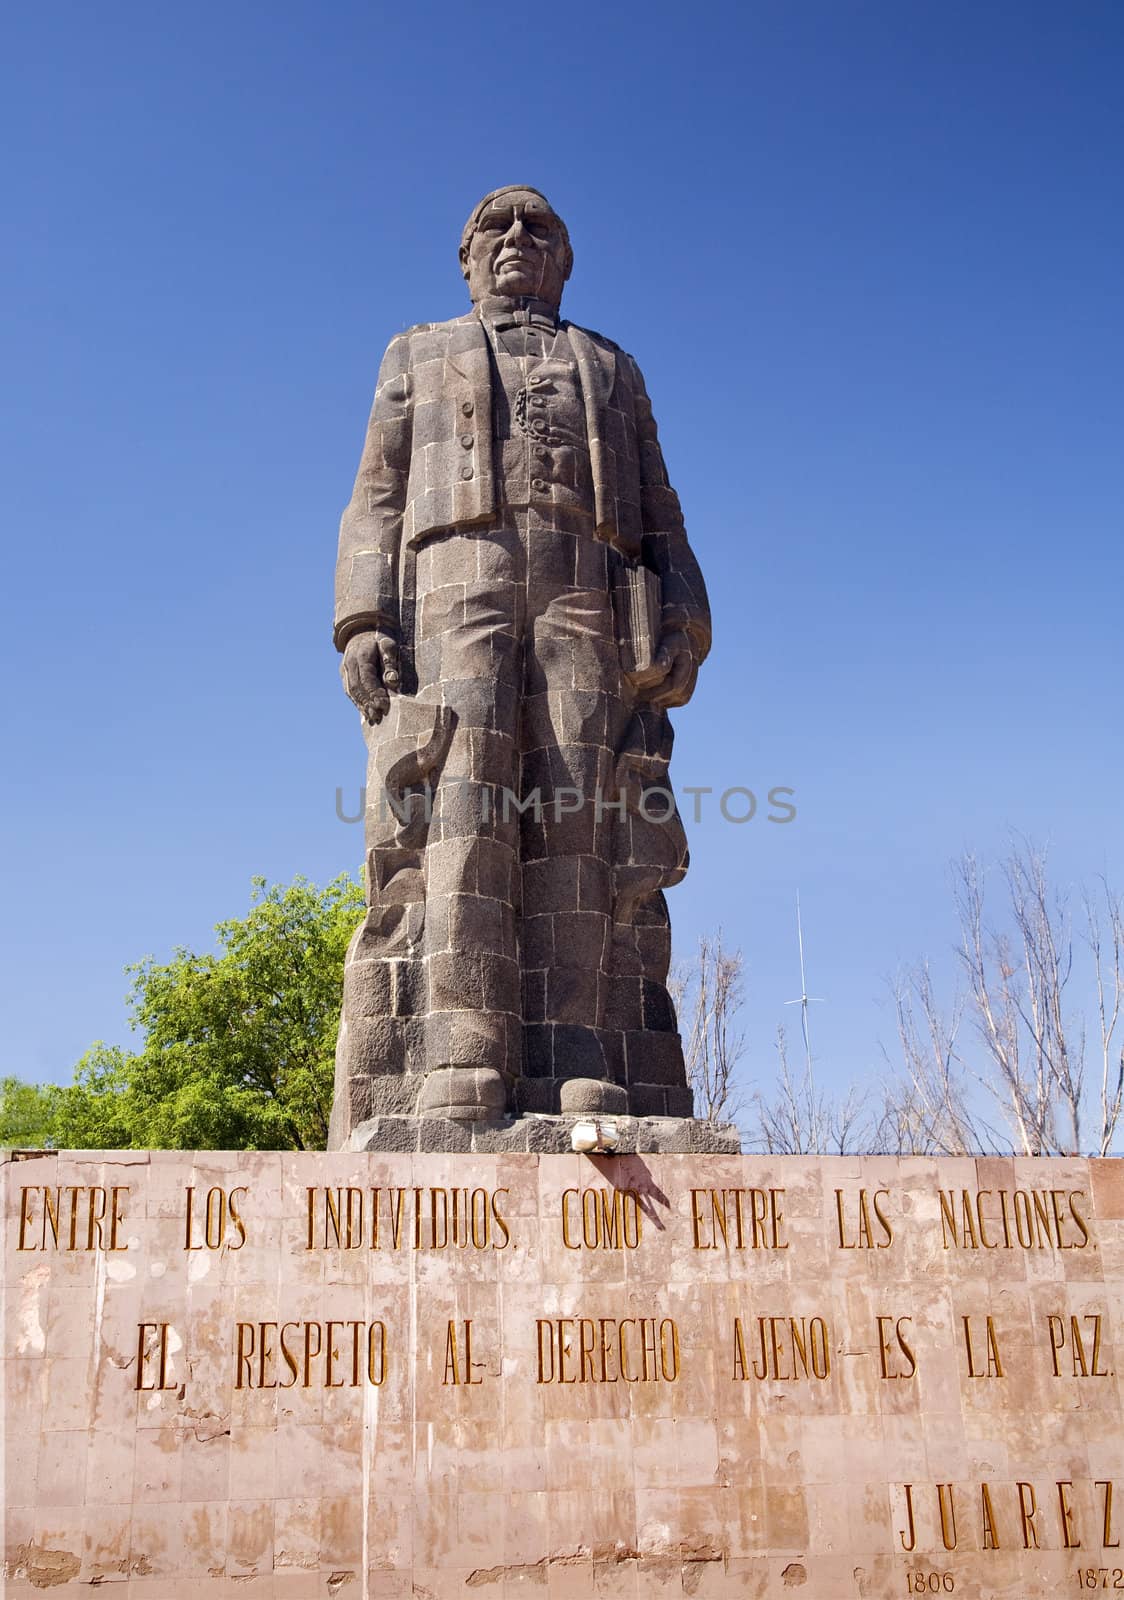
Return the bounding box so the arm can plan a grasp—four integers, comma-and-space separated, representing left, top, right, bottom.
463, 189, 570, 308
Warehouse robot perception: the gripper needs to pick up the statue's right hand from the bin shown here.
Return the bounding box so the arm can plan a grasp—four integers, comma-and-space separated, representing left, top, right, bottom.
341, 629, 401, 725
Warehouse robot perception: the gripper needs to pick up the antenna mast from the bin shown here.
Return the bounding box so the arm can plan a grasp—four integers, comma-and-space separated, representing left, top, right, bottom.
784, 891, 825, 1099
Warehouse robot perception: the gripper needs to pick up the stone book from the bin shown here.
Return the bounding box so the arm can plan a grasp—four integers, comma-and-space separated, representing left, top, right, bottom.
615, 558, 665, 689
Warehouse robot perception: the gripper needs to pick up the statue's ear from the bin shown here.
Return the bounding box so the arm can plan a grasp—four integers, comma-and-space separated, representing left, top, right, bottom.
458, 243, 471, 280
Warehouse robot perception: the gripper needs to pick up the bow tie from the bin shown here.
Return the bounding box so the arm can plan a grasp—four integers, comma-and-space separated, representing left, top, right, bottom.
479, 299, 559, 335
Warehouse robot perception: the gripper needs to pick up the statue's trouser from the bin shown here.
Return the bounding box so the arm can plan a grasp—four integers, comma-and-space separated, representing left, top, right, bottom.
409, 507, 628, 1102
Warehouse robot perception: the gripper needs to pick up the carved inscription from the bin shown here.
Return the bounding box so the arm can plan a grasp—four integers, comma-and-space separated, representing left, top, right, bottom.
1049, 1314, 1113, 1377
897, 1480, 1122, 1553
535, 1317, 680, 1383
731, 1314, 831, 1380
835, 1186, 893, 1248
7, 1155, 1119, 1593
939, 1187, 1090, 1250
689, 1186, 787, 1249
234, 1319, 388, 1388
17, 1184, 129, 1251
184, 1184, 247, 1250
303, 1185, 511, 1250
560, 1186, 641, 1249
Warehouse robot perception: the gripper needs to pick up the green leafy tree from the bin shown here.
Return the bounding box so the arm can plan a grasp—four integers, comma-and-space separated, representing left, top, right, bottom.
0, 1077, 63, 1147
11, 875, 363, 1153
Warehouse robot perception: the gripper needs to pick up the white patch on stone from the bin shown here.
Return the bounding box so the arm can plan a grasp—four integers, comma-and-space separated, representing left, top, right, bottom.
16, 1264, 49, 1353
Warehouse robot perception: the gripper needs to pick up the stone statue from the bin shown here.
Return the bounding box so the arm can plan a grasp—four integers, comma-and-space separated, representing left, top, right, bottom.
328, 185, 716, 1151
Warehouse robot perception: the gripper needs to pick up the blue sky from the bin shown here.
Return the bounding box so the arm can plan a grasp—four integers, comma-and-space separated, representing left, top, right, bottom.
2, 0, 1121, 1124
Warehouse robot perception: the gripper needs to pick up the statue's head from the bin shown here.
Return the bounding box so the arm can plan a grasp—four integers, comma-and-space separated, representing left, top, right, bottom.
460, 185, 573, 310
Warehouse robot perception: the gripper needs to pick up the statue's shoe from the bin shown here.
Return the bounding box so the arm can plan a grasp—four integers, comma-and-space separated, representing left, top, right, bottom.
417, 1066, 507, 1122
559, 1077, 629, 1116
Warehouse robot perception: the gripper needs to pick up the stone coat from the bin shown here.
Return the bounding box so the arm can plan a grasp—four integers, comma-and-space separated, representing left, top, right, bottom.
333, 311, 711, 658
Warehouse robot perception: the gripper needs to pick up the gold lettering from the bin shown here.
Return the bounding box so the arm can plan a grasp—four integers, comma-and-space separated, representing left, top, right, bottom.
980, 1482, 999, 1548
227, 1187, 247, 1249
690, 1188, 709, 1248
999, 1188, 1013, 1246
963, 1314, 1004, 1378
325, 1188, 344, 1248
838, 1190, 896, 1248
1031, 1190, 1053, 1248
367, 1320, 386, 1385
733, 1317, 748, 1380
325, 1321, 343, 1387
443, 1320, 461, 1385
17, 1186, 35, 1250
751, 1187, 768, 1246
279, 1322, 300, 1387
899, 1484, 917, 1551
187, 1185, 247, 1251
620, 1320, 637, 1382
1091, 1315, 1109, 1376
872, 1188, 893, 1246
1051, 1189, 1069, 1248
598, 1318, 615, 1382
536, 1319, 554, 1383
1058, 1481, 1081, 1548
939, 1190, 956, 1249
975, 1189, 995, 1248
108, 1186, 127, 1250
599, 1189, 620, 1249
257, 1322, 277, 1389
691, 1188, 785, 1250
471, 1188, 489, 1248
578, 1318, 596, 1381
659, 1319, 680, 1381
303, 1322, 322, 1387
136, 1323, 159, 1390
710, 1189, 729, 1248
43, 1187, 62, 1248
1017, 1481, 1039, 1548
235, 1322, 255, 1389
85, 1186, 107, 1250
877, 1315, 916, 1379
937, 1483, 958, 1550
771, 1188, 787, 1248
561, 1188, 580, 1249
557, 1319, 575, 1384
1013, 1190, 1034, 1247
491, 1190, 510, 1248
535, 1317, 677, 1384
1099, 1481, 1121, 1549
20, 1186, 131, 1252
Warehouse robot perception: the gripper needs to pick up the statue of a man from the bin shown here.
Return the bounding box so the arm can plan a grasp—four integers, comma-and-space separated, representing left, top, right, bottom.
329, 185, 710, 1146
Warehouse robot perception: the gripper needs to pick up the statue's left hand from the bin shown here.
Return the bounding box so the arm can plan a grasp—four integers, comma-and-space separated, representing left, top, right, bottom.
341, 628, 401, 725
649, 629, 699, 708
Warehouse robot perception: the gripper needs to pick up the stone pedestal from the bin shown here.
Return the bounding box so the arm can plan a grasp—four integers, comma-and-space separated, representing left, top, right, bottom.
4, 1147, 1123, 1598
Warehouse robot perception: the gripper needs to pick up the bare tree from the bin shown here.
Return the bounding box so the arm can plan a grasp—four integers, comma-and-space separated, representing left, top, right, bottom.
749, 1025, 869, 1155
878, 962, 999, 1155
882, 841, 1123, 1157
955, 844, 1085, 1154
1086, 877, 1124, 1156
669, 931, 746, 1123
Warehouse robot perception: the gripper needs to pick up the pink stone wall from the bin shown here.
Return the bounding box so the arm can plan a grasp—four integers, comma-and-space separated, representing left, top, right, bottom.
4, 1149, 1123, 1598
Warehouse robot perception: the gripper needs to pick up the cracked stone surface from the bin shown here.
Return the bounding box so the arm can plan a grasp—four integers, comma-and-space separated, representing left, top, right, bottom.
5, 1147, 1123, 1597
